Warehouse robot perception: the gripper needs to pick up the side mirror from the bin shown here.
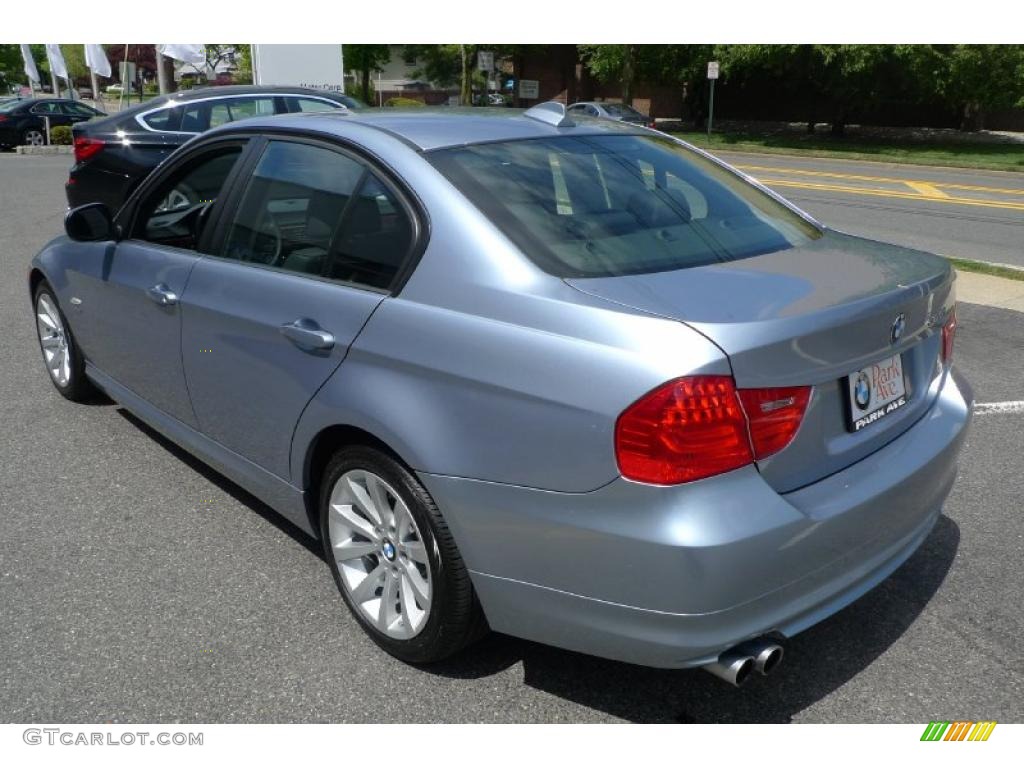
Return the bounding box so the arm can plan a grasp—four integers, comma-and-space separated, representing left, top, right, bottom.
65, 203, 115, 242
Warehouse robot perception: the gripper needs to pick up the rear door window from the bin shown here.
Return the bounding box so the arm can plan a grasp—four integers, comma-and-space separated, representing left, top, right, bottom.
222, 140, 414, 290
285, 97, 339, 113
140, 106, 182, 131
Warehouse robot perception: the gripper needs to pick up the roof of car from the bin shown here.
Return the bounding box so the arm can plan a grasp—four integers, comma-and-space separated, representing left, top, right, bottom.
212, 107, 650, 152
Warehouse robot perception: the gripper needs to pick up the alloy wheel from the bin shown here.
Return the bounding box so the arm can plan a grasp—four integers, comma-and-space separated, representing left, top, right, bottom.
24, 130, 45, 147
36, 293, 71, 387
327, 469, 433, 639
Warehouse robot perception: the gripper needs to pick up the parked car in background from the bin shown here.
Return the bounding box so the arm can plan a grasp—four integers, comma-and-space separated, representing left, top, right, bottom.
66, 85, 366, 212
33, 104, 970, 682
0, 98, 105, 149
568, 100, 655, 128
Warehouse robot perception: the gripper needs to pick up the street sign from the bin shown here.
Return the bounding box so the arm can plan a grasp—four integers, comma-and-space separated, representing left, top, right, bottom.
477, 50, 494, 72
518, 79, 539, 100
707, 61, 720, 80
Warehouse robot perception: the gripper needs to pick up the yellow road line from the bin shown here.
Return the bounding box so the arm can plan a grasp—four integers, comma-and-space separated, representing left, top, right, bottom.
736, 164, 1024, 196
757, 178, 1024, 212
904, 181, 950, 199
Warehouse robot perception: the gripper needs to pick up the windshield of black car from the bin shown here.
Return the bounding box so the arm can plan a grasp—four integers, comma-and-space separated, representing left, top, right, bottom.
0, 100, 24, 113
428, 134, 822, 278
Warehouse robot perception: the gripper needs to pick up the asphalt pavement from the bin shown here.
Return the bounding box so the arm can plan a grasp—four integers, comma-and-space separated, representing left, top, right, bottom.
717, 150, 1024, 268
1, 153, 1022, 723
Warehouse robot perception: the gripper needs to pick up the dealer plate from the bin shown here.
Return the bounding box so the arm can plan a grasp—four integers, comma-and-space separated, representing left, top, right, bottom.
846, 353, 908, 432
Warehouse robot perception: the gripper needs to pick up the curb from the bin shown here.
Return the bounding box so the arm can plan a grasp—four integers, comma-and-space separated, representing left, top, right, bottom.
15, 145, 73, 156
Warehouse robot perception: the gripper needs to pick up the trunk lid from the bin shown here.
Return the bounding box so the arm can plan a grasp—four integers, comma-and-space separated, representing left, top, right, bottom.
567, 230, 956, 491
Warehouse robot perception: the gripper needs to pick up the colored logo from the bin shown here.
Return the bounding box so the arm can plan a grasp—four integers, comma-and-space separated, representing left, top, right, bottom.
920, 721, 997, 741
854, 372, 871, 409
891, 313, 906, 345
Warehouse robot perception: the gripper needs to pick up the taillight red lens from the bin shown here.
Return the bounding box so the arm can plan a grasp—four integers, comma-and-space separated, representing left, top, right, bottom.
73, 135, 104, 163
615, 376, 754, 484
737, 386, 812, 460
941, 305, 957, 363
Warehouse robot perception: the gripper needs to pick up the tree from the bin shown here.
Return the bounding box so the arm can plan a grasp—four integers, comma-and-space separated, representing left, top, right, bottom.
934, 45, 1024, 130
714, 44, 895, 135
0, 44, 22, 91
345, 45, 390, 104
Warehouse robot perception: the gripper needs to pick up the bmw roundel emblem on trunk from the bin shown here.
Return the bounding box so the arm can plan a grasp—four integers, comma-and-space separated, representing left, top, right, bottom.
891, 313, 906, 345
854, 372, 871, 409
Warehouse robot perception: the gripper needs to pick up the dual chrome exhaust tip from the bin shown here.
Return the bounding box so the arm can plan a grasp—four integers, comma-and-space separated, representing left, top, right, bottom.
702, 638, 784, 686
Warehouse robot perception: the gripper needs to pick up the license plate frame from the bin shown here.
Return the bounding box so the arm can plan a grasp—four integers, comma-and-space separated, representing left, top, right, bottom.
845, 353, 909, 432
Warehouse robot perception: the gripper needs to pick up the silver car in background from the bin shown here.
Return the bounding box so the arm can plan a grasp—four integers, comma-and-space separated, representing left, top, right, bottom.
31, 103, 971, 685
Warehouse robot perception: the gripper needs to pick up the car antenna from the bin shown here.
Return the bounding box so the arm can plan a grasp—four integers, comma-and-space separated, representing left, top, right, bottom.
523, 101, 575, 128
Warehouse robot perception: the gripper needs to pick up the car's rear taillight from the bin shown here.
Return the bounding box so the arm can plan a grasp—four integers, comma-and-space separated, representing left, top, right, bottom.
941, 305, 957, 363
737, 386, 812, 460
615, 376, 754, 484
615, 376, 812, 484
73, 135, 104, 163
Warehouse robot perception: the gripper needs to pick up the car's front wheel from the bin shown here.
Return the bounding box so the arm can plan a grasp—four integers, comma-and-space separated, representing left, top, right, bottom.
34, 282, 94, 401
320, 446, 486, 663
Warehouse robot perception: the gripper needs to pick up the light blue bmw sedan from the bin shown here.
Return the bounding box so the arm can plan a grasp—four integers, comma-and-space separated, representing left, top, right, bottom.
30, 103, 971, 686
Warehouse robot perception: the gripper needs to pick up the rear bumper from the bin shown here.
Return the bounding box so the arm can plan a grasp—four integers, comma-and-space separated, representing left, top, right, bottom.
421, 367, 972, 668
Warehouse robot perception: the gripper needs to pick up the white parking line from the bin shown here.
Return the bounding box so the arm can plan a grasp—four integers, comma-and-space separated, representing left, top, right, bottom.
974, 401, 1024, 415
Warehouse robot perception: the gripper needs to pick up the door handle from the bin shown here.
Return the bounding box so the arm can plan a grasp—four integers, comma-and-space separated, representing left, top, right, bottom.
279, 319, 335, 351
146, 284, 178, 306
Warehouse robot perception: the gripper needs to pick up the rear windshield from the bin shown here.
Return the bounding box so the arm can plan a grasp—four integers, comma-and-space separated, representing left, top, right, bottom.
0, 100, 24, 113
603, 103, 643, 118
428, 134, 822, 278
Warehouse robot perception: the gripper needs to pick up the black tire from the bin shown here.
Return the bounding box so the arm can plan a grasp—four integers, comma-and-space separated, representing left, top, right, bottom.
319, 445, 487, 664
33, 281, 95, 402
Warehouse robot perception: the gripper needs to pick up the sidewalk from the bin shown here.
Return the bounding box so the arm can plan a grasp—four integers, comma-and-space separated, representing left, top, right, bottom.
956, 270, 1024, 312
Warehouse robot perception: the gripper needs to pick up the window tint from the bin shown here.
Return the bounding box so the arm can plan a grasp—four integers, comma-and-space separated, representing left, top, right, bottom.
603, 103, 643, 118
429, 135, 821, 278
209, 103, 231, 128
134, 146, 243, 250
62, 102, 99, 118
286, 97, 338, 113
223, 141, 413, 289
179, 97, 276, 133
227, 96, 276, 120
325, 174, 413, 290
141, 106, 182, 131
30, 102, 61, 115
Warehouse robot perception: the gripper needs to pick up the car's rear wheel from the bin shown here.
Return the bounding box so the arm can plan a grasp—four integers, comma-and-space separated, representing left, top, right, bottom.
34, 283, 94, 401
22, 128, 45, 147
320, 446, 486, 663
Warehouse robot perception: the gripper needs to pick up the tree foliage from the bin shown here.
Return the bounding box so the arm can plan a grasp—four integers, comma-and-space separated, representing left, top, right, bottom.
345, 44, 390, 103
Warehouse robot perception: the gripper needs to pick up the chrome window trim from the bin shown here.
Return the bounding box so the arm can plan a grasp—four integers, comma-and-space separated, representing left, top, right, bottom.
133, 93, 348, 135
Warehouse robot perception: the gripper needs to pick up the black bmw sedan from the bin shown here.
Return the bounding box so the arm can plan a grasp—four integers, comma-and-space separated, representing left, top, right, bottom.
66, 85, 364, 211
0, 98, 105, 149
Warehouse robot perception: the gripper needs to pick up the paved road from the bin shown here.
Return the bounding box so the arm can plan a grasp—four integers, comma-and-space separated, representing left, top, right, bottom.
716, 151, 1024, 268
1, 154, 1022, 723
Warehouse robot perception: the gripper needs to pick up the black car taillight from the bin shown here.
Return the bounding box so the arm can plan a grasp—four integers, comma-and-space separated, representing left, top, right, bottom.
73, 136, 104, 163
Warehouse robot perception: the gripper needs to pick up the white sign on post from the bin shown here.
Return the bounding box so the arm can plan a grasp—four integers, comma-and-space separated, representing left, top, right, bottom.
707, 61, 720, 80
477, 50, 494, 72
518, 79, 539, 100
